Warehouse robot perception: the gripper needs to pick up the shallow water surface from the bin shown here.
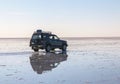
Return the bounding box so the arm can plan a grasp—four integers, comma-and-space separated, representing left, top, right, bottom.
0, 38, 120, 84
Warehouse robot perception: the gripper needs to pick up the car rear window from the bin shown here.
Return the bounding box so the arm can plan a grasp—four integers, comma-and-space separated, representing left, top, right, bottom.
32, 34, 41, 39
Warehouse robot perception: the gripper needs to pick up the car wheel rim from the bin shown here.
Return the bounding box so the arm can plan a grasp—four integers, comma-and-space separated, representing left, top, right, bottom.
47, 46, 50, 51
63, 45, 66, 50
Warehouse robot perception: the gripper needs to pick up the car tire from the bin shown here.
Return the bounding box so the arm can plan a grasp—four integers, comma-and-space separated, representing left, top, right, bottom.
45, 45, 51, 52
34, 49, 39, 52
62, 45, 67, 51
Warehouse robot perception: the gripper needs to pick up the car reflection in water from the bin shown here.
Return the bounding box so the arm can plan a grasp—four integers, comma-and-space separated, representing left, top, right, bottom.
30, 52, 68, 74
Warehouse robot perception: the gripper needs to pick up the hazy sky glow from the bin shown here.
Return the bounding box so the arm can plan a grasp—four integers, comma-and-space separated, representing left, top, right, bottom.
0, 0, 120, 38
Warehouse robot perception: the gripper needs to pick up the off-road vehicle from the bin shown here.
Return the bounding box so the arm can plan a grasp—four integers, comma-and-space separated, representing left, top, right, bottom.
30, 30, 68, 52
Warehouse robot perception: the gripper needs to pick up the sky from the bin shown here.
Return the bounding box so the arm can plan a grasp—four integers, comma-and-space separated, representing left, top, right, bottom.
0, 0, 120, 38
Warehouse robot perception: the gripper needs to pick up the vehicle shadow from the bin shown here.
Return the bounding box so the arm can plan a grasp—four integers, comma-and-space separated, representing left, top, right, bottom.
29, 52, 68, 74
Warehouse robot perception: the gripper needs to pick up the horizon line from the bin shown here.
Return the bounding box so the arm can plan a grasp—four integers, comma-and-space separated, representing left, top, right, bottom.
0, 36, 120, 39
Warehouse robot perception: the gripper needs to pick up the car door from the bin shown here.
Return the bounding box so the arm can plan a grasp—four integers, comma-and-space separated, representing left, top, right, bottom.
49, 35, 56, 47
53, 35, 62, 47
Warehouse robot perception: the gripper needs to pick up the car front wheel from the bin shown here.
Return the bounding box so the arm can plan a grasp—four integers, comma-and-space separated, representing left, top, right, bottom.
45, 45, 51, 52
62, 45, 67, 51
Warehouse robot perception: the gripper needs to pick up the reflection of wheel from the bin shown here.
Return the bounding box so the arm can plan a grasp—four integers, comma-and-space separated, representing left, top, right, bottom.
34, 49, 39, 52
62, 45, 67, 51
45, 45, 51, 52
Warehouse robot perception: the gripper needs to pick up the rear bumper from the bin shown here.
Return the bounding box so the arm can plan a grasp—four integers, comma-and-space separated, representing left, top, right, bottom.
30, 44, 44, 49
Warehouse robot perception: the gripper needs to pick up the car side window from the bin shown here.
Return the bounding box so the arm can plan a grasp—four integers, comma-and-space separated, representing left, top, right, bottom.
38, 35, 41, 39
42, 35, 46, 39
54, 36, 59, 40
49, 36, 53, 39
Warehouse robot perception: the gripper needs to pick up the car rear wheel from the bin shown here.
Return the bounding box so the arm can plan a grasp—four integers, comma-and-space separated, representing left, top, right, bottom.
45, 45, 51, 52
34, 49, 39, 52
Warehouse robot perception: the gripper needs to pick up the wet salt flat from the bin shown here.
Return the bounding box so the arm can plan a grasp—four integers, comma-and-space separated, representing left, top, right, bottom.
0, 38, 120, 84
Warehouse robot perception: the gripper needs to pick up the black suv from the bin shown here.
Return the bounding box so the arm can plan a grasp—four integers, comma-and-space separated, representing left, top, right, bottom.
30, 30, 68, 52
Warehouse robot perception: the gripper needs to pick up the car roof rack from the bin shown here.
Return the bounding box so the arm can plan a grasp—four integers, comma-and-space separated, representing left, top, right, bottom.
34, 29, 52, 34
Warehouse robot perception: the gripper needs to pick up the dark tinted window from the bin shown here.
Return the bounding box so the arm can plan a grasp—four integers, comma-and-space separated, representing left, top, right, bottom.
32, 34, 41, 39
49, 36, 54, 39
42, 35, 46, 39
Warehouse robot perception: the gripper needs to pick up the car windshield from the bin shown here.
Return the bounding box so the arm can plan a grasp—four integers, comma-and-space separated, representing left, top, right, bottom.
32, 34, 41, 39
